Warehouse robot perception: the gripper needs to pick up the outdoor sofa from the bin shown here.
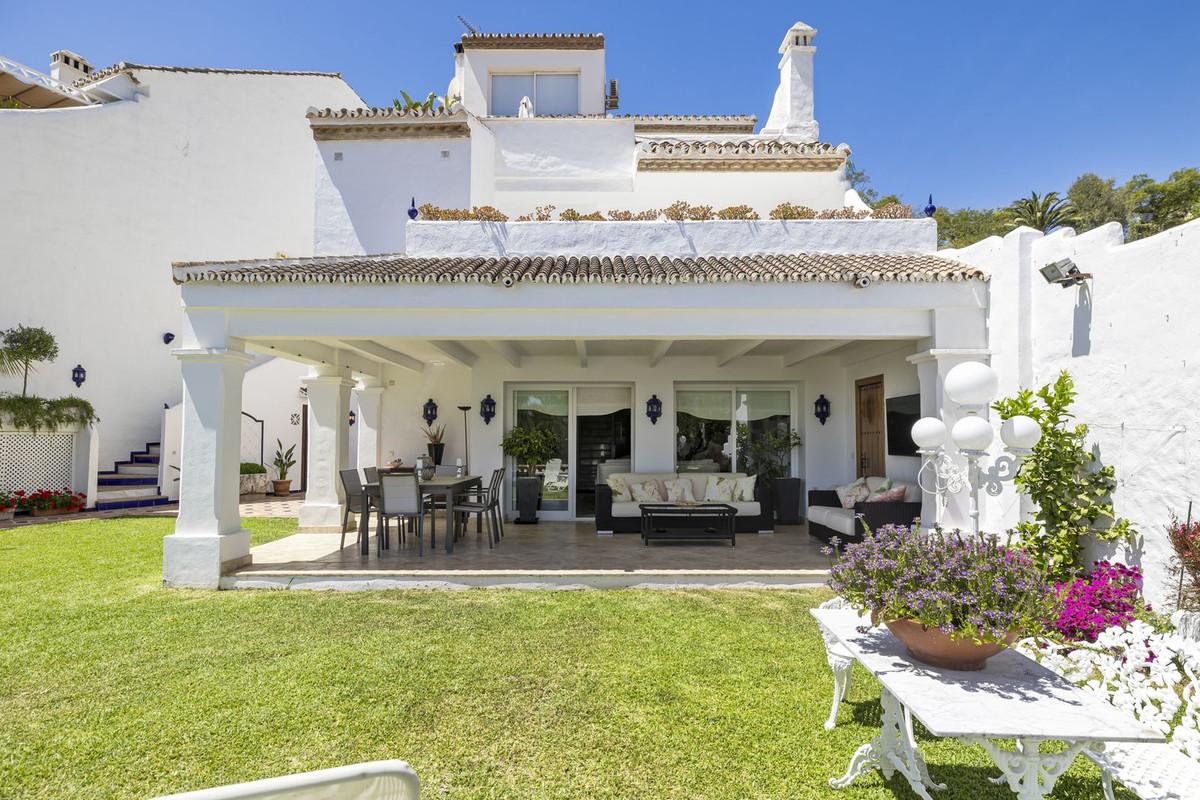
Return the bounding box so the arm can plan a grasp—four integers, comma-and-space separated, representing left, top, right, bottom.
596, 471, 774, 534
807, 476, 921, 545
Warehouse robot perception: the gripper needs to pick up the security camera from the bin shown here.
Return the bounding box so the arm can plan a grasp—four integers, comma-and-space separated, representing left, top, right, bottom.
854, 276, 871, 289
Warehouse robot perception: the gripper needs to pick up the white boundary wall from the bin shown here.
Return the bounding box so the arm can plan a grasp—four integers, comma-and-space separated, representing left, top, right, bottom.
946, 219, 1200, 608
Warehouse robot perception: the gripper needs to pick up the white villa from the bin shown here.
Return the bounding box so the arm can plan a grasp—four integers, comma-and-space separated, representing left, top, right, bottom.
2, 24, 1197, 601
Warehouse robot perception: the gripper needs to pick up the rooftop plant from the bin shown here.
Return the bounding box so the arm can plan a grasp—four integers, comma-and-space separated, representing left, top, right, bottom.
716, 205, 760, 220
768, 202, 817, 220
827, 524, 1055, 645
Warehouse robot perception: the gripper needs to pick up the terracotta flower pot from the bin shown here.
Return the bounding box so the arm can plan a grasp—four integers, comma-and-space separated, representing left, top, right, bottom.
272, 479, 292, 496
885, 619, 1017, 671
30, 504, 81, 517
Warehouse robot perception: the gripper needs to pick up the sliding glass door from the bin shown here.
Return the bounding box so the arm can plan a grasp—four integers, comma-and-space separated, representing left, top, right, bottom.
509, 385, 632, 518
675, 386, 796, 476
513, 389, 570, 511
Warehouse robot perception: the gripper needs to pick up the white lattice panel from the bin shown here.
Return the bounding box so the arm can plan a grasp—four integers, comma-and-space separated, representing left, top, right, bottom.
0, 432, 75, 493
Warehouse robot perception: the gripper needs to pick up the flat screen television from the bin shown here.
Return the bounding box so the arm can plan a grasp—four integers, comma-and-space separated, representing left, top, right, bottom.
886, 394, 921, 457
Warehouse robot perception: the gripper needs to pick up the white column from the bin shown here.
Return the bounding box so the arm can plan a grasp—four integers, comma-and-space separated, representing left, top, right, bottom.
164, 348, 256, 588
355, 384, 384, 470
298, 372, 354, 530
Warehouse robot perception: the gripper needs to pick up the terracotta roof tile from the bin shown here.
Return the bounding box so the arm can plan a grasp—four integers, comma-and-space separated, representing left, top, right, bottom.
459, 33, 604, 50
173, 253, 985, 286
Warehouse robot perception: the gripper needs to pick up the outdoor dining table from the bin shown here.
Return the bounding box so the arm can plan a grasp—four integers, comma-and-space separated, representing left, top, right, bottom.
811, 608, 1165, 800
358, 474, 483, 556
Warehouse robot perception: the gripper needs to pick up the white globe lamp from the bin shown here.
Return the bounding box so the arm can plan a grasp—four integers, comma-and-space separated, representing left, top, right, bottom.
944, 361, 999, 410
1000, 415, 1042, 452
951, 415, 994, 453
911, 417, 948, 452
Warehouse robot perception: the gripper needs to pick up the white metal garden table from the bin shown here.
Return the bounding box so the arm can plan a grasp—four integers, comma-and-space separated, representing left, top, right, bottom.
811, 609, 1165, 800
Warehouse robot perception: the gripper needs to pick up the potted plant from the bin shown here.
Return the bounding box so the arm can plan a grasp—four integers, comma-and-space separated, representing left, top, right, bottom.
0, 490, 15, 523
423, 425, 446, 466
20, 488, 86, 517
501, 424, 560, 524
737, 425, 804, 523
239, 462, 270, 495
271, 439, 297, 495
827, 525, 1054, 670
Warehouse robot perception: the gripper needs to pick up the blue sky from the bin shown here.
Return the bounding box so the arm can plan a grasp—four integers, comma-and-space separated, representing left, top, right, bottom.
8, 1, 1198, 209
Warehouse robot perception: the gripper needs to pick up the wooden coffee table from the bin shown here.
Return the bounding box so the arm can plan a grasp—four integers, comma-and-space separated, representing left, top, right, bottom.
638, 503, 737, 546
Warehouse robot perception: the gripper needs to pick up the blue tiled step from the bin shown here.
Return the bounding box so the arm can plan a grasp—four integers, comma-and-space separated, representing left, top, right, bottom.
98, 476, 158, 487
94, 496, 171, 511
131, 453, 160, 464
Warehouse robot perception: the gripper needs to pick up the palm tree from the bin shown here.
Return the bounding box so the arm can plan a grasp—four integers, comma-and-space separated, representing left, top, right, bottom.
1008, 191, 1081, 232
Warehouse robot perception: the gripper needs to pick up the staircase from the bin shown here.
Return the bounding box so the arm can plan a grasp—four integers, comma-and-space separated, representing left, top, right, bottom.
95, 442, 172, 511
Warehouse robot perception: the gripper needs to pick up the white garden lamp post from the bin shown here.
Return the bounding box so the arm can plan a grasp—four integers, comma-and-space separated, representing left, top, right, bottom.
911, 362, 1041, 535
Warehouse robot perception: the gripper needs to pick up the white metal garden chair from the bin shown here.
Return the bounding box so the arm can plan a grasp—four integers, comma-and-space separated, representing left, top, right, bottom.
816, 596, 856, 730
152, 760, 420, 800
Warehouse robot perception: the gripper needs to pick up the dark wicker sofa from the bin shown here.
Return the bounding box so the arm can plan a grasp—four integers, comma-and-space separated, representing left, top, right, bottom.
596, 480, 774, 534
807, 488, 922, 545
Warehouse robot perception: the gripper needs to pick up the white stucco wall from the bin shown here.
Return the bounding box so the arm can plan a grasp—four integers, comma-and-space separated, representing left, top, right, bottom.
459, 48, 607, 118
0, 69, 361, 468
946, 219, 1200, 608
313, 137, 472, 256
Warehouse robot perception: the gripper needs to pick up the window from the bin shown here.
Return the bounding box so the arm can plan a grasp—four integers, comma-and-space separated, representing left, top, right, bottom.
675, 387, 796, 476
490, 73, 580, 116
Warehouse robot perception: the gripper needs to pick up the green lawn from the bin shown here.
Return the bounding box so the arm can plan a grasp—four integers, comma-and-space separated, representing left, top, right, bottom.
0, 518, 1126, 799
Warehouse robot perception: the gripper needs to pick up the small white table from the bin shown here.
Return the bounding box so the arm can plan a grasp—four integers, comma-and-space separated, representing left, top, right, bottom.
811, 609, 1165, 800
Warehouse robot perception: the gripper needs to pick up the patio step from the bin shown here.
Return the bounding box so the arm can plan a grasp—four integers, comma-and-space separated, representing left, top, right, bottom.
94, 494, 171, 511
95, 441, 163, 507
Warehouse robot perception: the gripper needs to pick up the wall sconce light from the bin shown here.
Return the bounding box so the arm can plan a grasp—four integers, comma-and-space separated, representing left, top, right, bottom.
162, 332, 176, 345
814, 394, 830, 425
480, 394, 496, 425
348, 409, 357, 427
645, 394, 663, 425
71, 364, 86, 388
408, 197, 419, 221
422, 398, 438, 426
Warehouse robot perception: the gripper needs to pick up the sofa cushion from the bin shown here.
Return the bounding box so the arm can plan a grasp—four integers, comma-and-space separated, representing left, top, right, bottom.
867, 485, 907, 502
808, 506, 858, 537
728, 501, 761, 517
865, 477, 891, 494
606, 475, 632, 502
836, 477, 870, 508
610, 472, 678, 488
734, 475, 757, 502
682, 472, 743, 501
704, 475, 739, 502
630, 480, 664, 503
663, 478, 696, 503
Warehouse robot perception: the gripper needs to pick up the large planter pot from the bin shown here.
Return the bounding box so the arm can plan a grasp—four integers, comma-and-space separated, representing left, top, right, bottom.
239, 473, 271, 495
426, 442, 445, 466
30, 504, 82, 518
514, 476, 541, 524
885, 619, 1017, 671
0, 509, 14, 523
271, 479, 292, 496
772, 477, 804, 524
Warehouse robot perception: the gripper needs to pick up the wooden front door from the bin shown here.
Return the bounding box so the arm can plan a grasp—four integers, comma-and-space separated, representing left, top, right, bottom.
855, 376, 885, 478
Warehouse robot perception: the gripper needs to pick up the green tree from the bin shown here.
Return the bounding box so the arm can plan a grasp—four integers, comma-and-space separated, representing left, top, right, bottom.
933, 207, 1009, 249
993, 371, 1132, 582
1067, 173, 1131, 232
1008, 191, 1081, 232
1126, 167, 1200, 240
844, 159, 879, 206
0, 325, 59, 397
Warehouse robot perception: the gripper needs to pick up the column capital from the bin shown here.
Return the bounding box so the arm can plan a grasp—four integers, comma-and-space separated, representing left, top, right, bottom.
906, 348, 992, 366
302, 375, 357, 389
173, 347, 256, 366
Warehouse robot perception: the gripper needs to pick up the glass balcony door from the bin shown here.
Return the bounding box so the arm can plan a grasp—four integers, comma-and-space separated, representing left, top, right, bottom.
512, 388, 570, 512
675, 386, 797, 477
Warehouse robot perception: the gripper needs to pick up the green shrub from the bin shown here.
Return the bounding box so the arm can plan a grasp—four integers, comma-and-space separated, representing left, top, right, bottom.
768, 202, 817, 220
239, 462, 267, 475
0, 394, 98, 432
716, 205, 761, 220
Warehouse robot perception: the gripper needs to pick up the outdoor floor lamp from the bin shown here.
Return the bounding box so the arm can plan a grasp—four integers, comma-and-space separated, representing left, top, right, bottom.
911, 361, 1042, 536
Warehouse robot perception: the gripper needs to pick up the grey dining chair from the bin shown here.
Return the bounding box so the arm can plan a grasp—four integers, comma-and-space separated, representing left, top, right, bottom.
338, 468, 367, 550
450, 468, 506, 548
378, 473, 429, 556
363, 466, 380, 484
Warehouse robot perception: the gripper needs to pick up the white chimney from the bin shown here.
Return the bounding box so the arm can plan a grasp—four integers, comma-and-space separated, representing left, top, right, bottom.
760, 22, 819, 141
49, 50, 95, 85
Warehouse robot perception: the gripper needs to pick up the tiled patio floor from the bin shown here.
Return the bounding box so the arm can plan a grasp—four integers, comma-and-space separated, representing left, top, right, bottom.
229, 517, 831, 590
